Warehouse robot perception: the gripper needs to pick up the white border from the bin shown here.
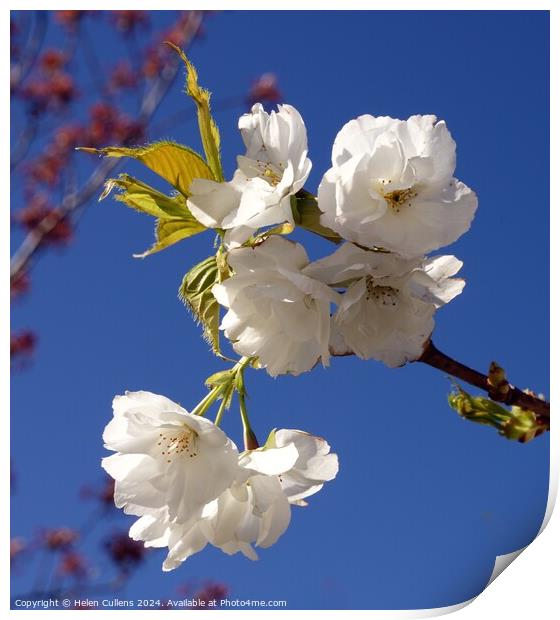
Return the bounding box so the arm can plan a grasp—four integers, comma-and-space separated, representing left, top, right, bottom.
4, 2, 555, 618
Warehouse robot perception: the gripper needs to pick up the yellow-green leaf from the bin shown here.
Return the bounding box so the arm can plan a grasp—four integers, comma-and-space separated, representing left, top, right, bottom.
136, 217, 206, 258
79, 141, 214, 197
179, 255, 221, 354
216, 245, 232, 282
167, 43, 223, 182
292, 193, 342, 244
253, 221, 295, 243
101, 174, 192, 219
205, 369, 233, 389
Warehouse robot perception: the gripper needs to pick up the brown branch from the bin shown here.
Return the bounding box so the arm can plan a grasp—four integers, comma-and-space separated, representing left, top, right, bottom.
10, 10, 205, 283
418, 340, 550, 421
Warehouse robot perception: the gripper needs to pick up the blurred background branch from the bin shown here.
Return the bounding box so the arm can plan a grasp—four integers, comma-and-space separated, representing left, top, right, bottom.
10, 10, 205, 284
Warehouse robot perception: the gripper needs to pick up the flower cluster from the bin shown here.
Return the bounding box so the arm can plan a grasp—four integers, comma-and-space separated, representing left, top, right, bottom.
186, 105, 476, 375
102, 391, 338, 571
96, 53, 480, 571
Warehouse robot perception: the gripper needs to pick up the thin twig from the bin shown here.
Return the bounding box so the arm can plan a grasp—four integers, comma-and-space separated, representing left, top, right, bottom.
10, 11, 47, 91
80, 21, 112, 101
418, 340, 550, 421
10, 117, 38, 171
10, 158, 120, 281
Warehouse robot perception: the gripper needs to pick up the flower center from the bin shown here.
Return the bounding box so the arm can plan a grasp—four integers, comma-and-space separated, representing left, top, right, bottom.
383, 187, 418, 213
157, 428, 198, 463
253, 159, 283, 187
365, 277, 399, 306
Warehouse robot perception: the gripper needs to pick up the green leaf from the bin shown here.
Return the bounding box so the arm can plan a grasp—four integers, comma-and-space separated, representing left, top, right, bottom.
205, 369, 233, 389
100, 174, 206, 257
136, 217, 206, 258
167, 43, 223, 182
263, 428, 278, 450
448, 384, 510, 426
205, 370, 236, 410
179, 255, 221, 354
501, 407, 544, 442
448, 384, 547, 442
220, 384, 236, 411
292, 193, 342, 244
253, 221, 295, 243
216, 245, 232, 282
101, 174, 192, 219
79, 141, 214, 197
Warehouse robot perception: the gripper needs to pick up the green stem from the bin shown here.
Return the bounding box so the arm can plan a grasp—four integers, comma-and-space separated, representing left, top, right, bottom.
239, 389, 258, 450
191, 384, 224, 417
234, 356, 253, 373
214, 389, 230, 427
192, 357, 254, 419
238, 390, 250, 432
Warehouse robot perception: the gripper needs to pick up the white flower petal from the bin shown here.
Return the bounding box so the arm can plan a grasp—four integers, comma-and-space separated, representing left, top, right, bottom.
162, 523, 208, 572
239, 443, 299, 476
187, 177, 244, 229
257, 493, 291, 548
101, 453, 160, 483
274, 430, 339, 503
332, 115, 399, 167
129, 511, 170, 548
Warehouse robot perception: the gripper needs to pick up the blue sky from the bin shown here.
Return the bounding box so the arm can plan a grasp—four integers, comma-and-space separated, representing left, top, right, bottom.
11, 10, 549, 610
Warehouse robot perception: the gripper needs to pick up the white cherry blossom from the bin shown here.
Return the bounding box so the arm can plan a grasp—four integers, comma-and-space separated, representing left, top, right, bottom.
204, 431, 337, 561
273, 429, 339, 505
237, 103, 311, 197
212, 236, 340, 376
199, 442, 300, 562
318, 114, 478, 257
120, 423, 338, 570
305, 243, 465, 367
188, 103, 311, 248
101, 391, 239, 523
